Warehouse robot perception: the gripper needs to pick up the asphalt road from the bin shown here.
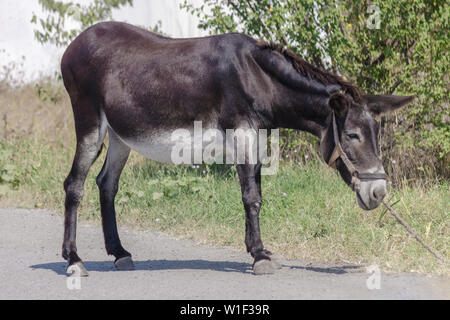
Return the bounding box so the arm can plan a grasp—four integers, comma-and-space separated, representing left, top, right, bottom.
0, 208, 448, 299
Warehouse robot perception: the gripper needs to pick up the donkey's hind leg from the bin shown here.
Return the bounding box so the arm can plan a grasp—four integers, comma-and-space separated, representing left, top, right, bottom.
96, 129, 133, 270
62, 108, 106, 276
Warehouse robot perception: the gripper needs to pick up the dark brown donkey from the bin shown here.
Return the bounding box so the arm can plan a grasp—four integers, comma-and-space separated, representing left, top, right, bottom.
61, 22, 413, 276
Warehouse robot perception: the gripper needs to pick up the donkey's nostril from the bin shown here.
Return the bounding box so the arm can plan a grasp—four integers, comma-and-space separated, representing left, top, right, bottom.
372, 184, 387, 201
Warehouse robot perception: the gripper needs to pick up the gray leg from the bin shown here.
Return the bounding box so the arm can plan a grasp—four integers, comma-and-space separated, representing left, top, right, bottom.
63, 128, 106, 276
236, 163, 279, 275
96, 129, 134, 270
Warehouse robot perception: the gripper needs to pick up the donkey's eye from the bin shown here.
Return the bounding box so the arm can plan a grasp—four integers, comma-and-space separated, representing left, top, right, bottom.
346, 133, 360, 141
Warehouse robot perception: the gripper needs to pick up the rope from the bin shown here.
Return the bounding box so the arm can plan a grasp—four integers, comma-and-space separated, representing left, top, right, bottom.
381, 200, 449, 265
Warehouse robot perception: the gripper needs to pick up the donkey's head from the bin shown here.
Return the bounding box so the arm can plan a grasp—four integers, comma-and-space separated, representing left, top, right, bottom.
321, 92, 414, 210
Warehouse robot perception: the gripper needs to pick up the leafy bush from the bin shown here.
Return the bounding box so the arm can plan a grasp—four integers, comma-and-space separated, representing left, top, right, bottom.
32, 0, 133, 47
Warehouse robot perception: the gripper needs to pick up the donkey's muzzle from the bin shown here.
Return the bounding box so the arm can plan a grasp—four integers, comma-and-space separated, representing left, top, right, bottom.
356, 178, 387, 210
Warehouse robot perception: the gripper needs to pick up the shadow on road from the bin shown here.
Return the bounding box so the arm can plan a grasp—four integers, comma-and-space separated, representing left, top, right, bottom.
287, 264, 364, 275
31, 259, 253, 275
31, 259, 363, 276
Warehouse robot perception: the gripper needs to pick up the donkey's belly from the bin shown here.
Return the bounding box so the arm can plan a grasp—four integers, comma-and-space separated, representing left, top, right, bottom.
112, 123, 226, 164
120, 130, 183, 163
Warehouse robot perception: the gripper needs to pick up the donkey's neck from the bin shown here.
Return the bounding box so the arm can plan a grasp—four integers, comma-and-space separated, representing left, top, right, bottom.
253, 46, 339, 137
270, 81, 336, 138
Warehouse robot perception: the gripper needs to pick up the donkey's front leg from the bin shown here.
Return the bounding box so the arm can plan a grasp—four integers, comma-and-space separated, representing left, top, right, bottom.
236, 163, 279, 275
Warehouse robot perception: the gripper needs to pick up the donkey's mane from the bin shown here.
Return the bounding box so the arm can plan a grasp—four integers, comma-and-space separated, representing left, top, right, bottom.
256, 40, 362, 102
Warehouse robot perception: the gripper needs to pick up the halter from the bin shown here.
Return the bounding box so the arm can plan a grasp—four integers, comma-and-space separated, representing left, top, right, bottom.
327, 112, 387, 191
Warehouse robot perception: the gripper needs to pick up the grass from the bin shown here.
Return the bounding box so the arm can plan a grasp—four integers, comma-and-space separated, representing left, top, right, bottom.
0, 81, 448, 275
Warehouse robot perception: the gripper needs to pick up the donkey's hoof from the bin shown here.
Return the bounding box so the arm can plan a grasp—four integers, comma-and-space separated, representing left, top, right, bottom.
269, 254, 283, 270
67, 261, 89, 277
115, 256, 135, 271
253, 259, 275, 275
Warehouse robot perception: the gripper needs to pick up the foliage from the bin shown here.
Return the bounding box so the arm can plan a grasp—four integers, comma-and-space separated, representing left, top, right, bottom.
0, 143, 21, 195
182, 0, 449, 180
31, 0, 134, 47
34, 81, 63, 104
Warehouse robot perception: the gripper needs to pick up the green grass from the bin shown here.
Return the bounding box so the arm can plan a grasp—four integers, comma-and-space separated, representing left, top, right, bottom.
1, 137, 449, 275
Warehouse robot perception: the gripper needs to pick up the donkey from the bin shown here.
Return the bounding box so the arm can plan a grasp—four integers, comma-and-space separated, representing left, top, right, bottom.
61, 22, 413, 276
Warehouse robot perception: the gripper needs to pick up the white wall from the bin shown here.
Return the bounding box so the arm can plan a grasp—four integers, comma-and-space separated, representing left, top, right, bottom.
0, 0, 206, 81
113, 0, 205, 38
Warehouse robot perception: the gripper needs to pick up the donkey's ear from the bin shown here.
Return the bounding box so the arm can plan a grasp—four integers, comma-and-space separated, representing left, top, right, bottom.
363, 94, 414, 116
328, 92, 349, 118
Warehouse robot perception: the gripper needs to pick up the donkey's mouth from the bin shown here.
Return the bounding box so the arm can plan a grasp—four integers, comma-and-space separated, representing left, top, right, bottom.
356, 191, 380, 211
356, 192, 370, 210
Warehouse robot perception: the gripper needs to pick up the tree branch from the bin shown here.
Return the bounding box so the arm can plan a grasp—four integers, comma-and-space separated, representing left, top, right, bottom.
244, 0, 276, 41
